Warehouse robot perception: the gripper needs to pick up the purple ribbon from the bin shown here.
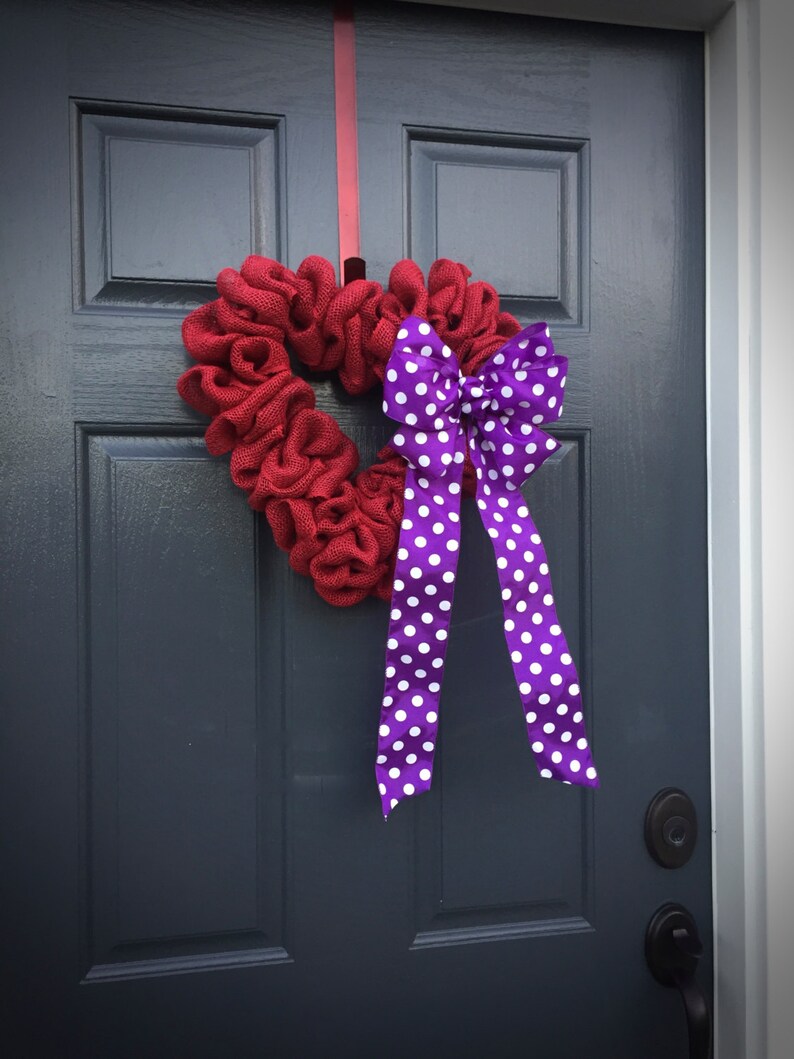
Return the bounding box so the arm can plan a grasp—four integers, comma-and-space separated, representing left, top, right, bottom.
376, 316, 599, 818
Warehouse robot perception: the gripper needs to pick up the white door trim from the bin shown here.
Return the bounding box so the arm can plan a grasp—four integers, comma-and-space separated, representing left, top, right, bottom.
706, 5, 766, 1057
398, 2, 772, 1054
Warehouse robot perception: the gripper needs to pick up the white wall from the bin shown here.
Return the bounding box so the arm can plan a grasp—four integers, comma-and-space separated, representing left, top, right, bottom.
758, 1, 794, 1055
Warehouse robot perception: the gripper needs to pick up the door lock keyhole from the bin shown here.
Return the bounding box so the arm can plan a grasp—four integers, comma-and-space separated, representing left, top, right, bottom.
645, 789, 698, 869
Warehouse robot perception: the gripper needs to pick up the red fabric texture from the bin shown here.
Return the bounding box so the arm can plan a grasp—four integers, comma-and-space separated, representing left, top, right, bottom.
178, 255, 521, 606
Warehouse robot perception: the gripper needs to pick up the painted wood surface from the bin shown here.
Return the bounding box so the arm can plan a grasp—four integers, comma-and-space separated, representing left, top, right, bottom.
0, 1, 708, 1054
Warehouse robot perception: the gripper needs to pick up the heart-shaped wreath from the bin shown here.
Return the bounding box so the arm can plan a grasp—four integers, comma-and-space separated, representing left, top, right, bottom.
177, 256, 524, 606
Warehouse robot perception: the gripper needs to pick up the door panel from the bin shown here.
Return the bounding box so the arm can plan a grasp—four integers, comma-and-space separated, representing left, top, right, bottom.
0, 1, 708, 1056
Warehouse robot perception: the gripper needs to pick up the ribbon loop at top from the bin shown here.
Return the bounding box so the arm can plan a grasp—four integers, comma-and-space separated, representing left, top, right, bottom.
376, 316, 598, 818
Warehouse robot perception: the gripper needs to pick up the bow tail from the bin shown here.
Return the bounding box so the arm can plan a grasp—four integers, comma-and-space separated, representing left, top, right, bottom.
473, 469, 599, 789
376, 463, 464, 818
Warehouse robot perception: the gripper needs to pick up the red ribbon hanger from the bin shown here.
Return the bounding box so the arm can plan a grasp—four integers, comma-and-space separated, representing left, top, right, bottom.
333, 3, 365, 284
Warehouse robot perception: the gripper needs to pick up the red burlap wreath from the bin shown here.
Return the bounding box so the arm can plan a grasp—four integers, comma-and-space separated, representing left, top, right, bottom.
177, 256, 522, 606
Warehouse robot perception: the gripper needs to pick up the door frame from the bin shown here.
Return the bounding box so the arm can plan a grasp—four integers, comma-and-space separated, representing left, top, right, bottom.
400, 2, 779, 1056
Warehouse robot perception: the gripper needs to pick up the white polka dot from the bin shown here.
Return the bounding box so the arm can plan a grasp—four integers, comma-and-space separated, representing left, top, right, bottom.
526, 711, 537, 724
539, 694, 551, 705
519, 682, 531, 694
395, 709, 407, 722
406, 754, 417, 765
543, 722, 556, 734
569, 684, 580, 696
550, 674, 563, 686
557, 704, 568, 715
551, 751, 562, 764
379, 724, 390, 737
420, 345, 432, 356
570, 760, 581, 773
436, 630, 447, 641
416, 382, 428, 396
386, 666, 396, 678
532, 383, 545, 396
418, 322, 431, 335
530, 662, 542, 675
446, 539, 458, 552
586, 767, 597, 780
561, 653, 572, 665
418, 642, 430, 654
423, 741, 435, 752
404, 625, 416, 637
443, 571, 455, 583
421, 612, 433, 624
535, 345, 547, 356
511, 650, 522, 663
398, 680, 409, 691
532, 741, 544, 753
397, 328, 408, 340
395, 392, 407, 405
420, 768, 431, 781
497, 557, 508, 570
415, 536, 427, 548
387, 368, 398, 382
540, 643, 552, 655
426, 711, 438, 723
543, 594, 554, 606
428, 553, 441, 567
383, 696, 393, 708
561, 731, 572, 743
573, 711, 583, 723
513, 570, 524, 582
577, 738, 588, 750
540, 769, 552, 778
410, 567, 422, 579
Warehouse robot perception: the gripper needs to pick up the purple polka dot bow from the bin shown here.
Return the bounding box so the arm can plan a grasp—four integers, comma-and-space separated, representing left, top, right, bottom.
376, 316, 599, 818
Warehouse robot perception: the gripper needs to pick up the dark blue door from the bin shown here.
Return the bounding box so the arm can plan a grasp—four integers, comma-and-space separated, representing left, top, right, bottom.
0, 2, 708, 1056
